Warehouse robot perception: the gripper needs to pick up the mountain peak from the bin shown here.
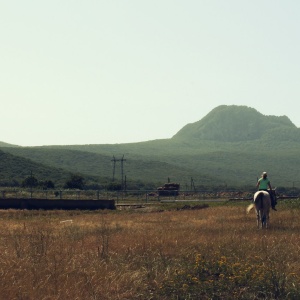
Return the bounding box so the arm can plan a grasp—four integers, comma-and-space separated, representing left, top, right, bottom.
172, 105, 297, 142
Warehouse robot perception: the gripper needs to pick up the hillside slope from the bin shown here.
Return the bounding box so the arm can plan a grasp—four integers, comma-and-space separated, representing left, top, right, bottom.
0, 150, 70, 187
0, 141, 19, 147
172, 105, 299, 142
3, 147, 213, 187
1, 105, 300, 188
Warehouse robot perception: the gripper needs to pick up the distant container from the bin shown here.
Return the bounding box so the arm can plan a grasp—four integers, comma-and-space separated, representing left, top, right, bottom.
0, 198, 116, 210
157, 183, 180, 196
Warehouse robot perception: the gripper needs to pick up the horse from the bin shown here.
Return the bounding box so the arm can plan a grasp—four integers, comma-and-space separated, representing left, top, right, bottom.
247, 190, 276, 229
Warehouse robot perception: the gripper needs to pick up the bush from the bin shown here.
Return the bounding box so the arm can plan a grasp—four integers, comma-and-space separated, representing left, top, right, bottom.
64, 174, 85, 190
22, 176, 38, 188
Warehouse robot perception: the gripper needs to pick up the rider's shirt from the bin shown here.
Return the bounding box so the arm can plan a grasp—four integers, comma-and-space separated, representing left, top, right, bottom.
258, 177, 270, 190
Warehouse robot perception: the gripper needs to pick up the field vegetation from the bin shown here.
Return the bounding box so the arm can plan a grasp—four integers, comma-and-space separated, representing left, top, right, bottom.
0, 200, 299, 299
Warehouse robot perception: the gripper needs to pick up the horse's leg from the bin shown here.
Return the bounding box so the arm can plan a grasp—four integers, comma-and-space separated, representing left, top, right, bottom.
256, 210, 260, 229
266, 212, 270, 229
262, 214, 266, 228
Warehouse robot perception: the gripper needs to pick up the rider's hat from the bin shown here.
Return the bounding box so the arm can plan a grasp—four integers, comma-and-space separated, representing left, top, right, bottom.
262, 171, 267, 176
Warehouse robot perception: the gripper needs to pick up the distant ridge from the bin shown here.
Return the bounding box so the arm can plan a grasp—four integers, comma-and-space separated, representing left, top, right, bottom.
0, 141, 19, 147
172, 105, 298, 142
1, 105, 300, 188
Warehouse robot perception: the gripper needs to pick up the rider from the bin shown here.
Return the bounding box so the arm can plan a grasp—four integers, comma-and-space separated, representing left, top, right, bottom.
256, 172, 277, 211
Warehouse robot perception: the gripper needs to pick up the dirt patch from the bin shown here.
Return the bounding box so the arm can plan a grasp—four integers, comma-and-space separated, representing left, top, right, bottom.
117, 203, 209, 213
177, 204, 209, 211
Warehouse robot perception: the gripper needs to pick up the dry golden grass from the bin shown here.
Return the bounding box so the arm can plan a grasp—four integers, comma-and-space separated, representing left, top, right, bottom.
0, 201, 299, 299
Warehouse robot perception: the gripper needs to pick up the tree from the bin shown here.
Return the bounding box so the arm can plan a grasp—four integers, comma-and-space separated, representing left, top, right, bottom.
64, 174, 85, 190
106, 182, 122, 191
22, 175, 38, 188
39, 180, 55, 190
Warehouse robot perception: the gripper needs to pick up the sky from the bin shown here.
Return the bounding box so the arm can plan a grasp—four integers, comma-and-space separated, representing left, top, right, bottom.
1, 1, 300, 146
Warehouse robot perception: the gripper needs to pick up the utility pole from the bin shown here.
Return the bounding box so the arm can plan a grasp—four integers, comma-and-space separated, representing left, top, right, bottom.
30, 170, 33, 199
120, 155, 126, 190
111, 155, 126, 190
111, 156, 116, 182
191, 177, 196, 191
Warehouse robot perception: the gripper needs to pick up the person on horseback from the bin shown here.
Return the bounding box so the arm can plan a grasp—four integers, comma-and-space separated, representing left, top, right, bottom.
256, 172, 277, 211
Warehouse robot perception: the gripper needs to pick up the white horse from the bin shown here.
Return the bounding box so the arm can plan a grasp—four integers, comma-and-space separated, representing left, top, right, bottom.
247, 190, 273, 229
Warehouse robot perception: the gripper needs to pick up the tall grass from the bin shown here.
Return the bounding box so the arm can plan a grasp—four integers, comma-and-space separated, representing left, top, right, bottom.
0, 201, 299, 299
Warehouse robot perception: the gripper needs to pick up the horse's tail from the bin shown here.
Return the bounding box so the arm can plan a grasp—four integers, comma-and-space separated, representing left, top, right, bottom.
246, 203, 255, 214
254, 192, 264, 210
247, 191, 264, 213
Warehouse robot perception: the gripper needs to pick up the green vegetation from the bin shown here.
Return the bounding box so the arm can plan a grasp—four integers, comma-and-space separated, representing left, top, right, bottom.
1, 105, 300, 190
173, 105, 298, 142
64, 174, 85, 190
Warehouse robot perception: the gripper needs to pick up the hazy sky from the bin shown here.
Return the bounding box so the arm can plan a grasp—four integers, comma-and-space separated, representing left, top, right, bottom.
1, 1, 300, 146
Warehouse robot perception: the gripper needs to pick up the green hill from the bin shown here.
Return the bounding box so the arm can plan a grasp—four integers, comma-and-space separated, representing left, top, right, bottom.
3, 147, 213, 188
0, 141, 19, 147
173, 105, 298, 142
1, 105, 300, 189
0, 150, 69, 187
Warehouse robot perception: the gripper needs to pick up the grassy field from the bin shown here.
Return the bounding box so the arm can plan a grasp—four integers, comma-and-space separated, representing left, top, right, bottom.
0, 200, 299, 299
